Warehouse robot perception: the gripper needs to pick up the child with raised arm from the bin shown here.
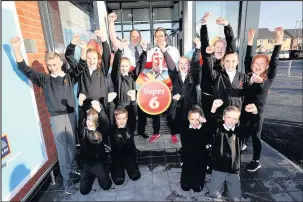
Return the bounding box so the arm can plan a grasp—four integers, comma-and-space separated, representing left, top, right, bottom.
10, 37, 80, 194
77, 94, 112, 195
108, 90, 141, 185
199, 12, 237, 119
166, 37, 202, 144
242, 27, 284, 172
207, 99, 259, 201
64, 30, 112, 128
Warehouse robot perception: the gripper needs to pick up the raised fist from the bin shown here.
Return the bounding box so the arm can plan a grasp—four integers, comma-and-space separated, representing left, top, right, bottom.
245, 103, 258, 114
94, 29, 106, 41
193, 37, 201, 49
71, 33, 80, 45
206, 46, 215, 54
216, 17, 229, 26
159, 40, 167, 52
108, 92, 117, 103
10, 37, 21, 49
108, 12, 117, 23
275, 27, 284, 44
200, 12, 211, 24
127, 90, 136, 101
172, 94, 181, 101
91, 100, 101, 112
119, 38, 128, 50
78, 93, 86, 106
212, 99, 224, 109
199, 116, 207, 123
78, 41, 87, 50
140, 40, 148, 51
251, 74, 263, 84
248, 28, 256, 41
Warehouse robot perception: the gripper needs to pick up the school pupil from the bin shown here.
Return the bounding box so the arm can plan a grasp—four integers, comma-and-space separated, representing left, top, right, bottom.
10, 37, 80, 194
199, 12, 237, 119
241, 27, 284, 172
77, 94, 112, 195
166, 37, 202, 144
207, 99, 259, 201
108, 90, 141, 185
64, 30, 112, 143
180, 105, 209, 192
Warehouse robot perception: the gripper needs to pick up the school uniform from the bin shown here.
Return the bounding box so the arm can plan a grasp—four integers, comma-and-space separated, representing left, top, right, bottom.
78, 105, 112, 195
241, 45, 281, 161
207, 112, 259, 201
166, 48, 201, 135
16, 60, 79, 189
108, 101, 141, 185
200, 23, 236, 119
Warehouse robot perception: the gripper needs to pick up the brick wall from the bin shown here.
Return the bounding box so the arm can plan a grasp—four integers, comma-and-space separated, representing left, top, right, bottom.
11, 1, 57, 201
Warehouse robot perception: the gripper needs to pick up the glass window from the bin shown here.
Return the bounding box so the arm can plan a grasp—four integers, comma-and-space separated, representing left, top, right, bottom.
123, 31, 131, 41
112, 9, 121, 23
133, 8, 150, 22
140, 31, 152, 47
122, 9, 132, 23
195, 2, 240, 41
123, 24, 133, 31
115, 24, 122, 32
153, 23, 172, 29
153, 8, 172, 21
133, 23, 151, 30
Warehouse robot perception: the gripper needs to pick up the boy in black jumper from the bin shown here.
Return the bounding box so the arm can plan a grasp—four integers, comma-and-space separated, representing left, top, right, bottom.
108, 90, 141, 185
10, 37, 80, 194
166, 37, 201, 144
180, 105, 208, 192
208, 99, 259, 201
241, 27, 283, 172
77, 94, 112, 195
199, 12, 236, 119
65, 31, 112, 139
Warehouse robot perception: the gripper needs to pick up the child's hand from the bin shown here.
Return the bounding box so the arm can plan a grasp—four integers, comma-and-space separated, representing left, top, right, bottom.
245, 104, 258, 114
108, 12, 117, 23
199, 116, 207, 123
212, 99, 224, 108
108, 92, 117, 103
71, 33, 80, 45
159, 40, 167, 52
78, 41, 87, 50
206, 46, 215, 54
140, 40, 148, 51
79, 93, 86, 106
172, 94, 181, 101
216, 17, 229, 26
10, 37, 21, 49
248, 28, 256, 41
193, 37, 201, 49
200, 12, 211, 24
119, 38, 128, 50
94, 29, 107, 41
91, 100, 101, 112
251, 74, 263, 84
275, 27, 284, 45
127, 90, 136, 101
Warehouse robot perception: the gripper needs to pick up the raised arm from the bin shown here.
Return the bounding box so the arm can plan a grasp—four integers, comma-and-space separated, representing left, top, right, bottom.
268, 27, 283, 80
159, 40, 178, 80
132, 40, 147, 79
238, 104, 260, 140
126, 90, 137, 135
91, 100, 110, 135
95, 29, 110, 77
201, 46, 219, 81
107, 92, 117, 127
191, 38, 202, 84
200, 12, 211, 56
111, 48, 123, 84
244, 28, 255, 74
10, 37, 46, 87
216, 17, 236, 52
204, 99, 224, 136
108, 12, 122, 51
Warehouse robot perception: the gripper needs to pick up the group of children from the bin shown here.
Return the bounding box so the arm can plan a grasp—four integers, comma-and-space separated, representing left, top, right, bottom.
9, 10, 283, 201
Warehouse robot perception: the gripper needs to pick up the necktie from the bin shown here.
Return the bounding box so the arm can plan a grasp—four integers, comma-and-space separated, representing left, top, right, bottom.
135, 46, 139, 62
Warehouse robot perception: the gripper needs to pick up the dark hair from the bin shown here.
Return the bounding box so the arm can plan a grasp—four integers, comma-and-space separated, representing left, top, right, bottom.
114, 108, 128, 117
188, 105, 204, 117
222, 51, 239, 61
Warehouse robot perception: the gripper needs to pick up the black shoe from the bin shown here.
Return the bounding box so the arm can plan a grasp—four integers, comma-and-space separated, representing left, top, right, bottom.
246, 160, 261, 172
140, 133, 149, 139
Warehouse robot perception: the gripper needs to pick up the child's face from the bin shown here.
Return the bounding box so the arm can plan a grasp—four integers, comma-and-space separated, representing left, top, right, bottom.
214, 41, 226, 59
188, 112, 201, 129
115, 113, 128, 128
252, 57, 268, 75
120, 59, 130, 75
46, 57, 63, 75
222, 53, 238, 72
86, 115, 97, 130
178, 57, 190, 74
87, 51, 98, 69
223, 111, 240, 129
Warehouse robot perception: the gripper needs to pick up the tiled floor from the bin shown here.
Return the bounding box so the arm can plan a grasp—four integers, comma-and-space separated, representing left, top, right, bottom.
30, 116, 303, 201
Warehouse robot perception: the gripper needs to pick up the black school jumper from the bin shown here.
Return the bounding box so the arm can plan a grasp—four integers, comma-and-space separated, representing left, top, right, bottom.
200, 24, 236, 119
166, 48, 201, 136
241, 45, 281, 160
107, 100, 140, 185
180, 120, 211, 192
16, 60, 79, 183
202, 50, 251, 116
78, 105, 112, 195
